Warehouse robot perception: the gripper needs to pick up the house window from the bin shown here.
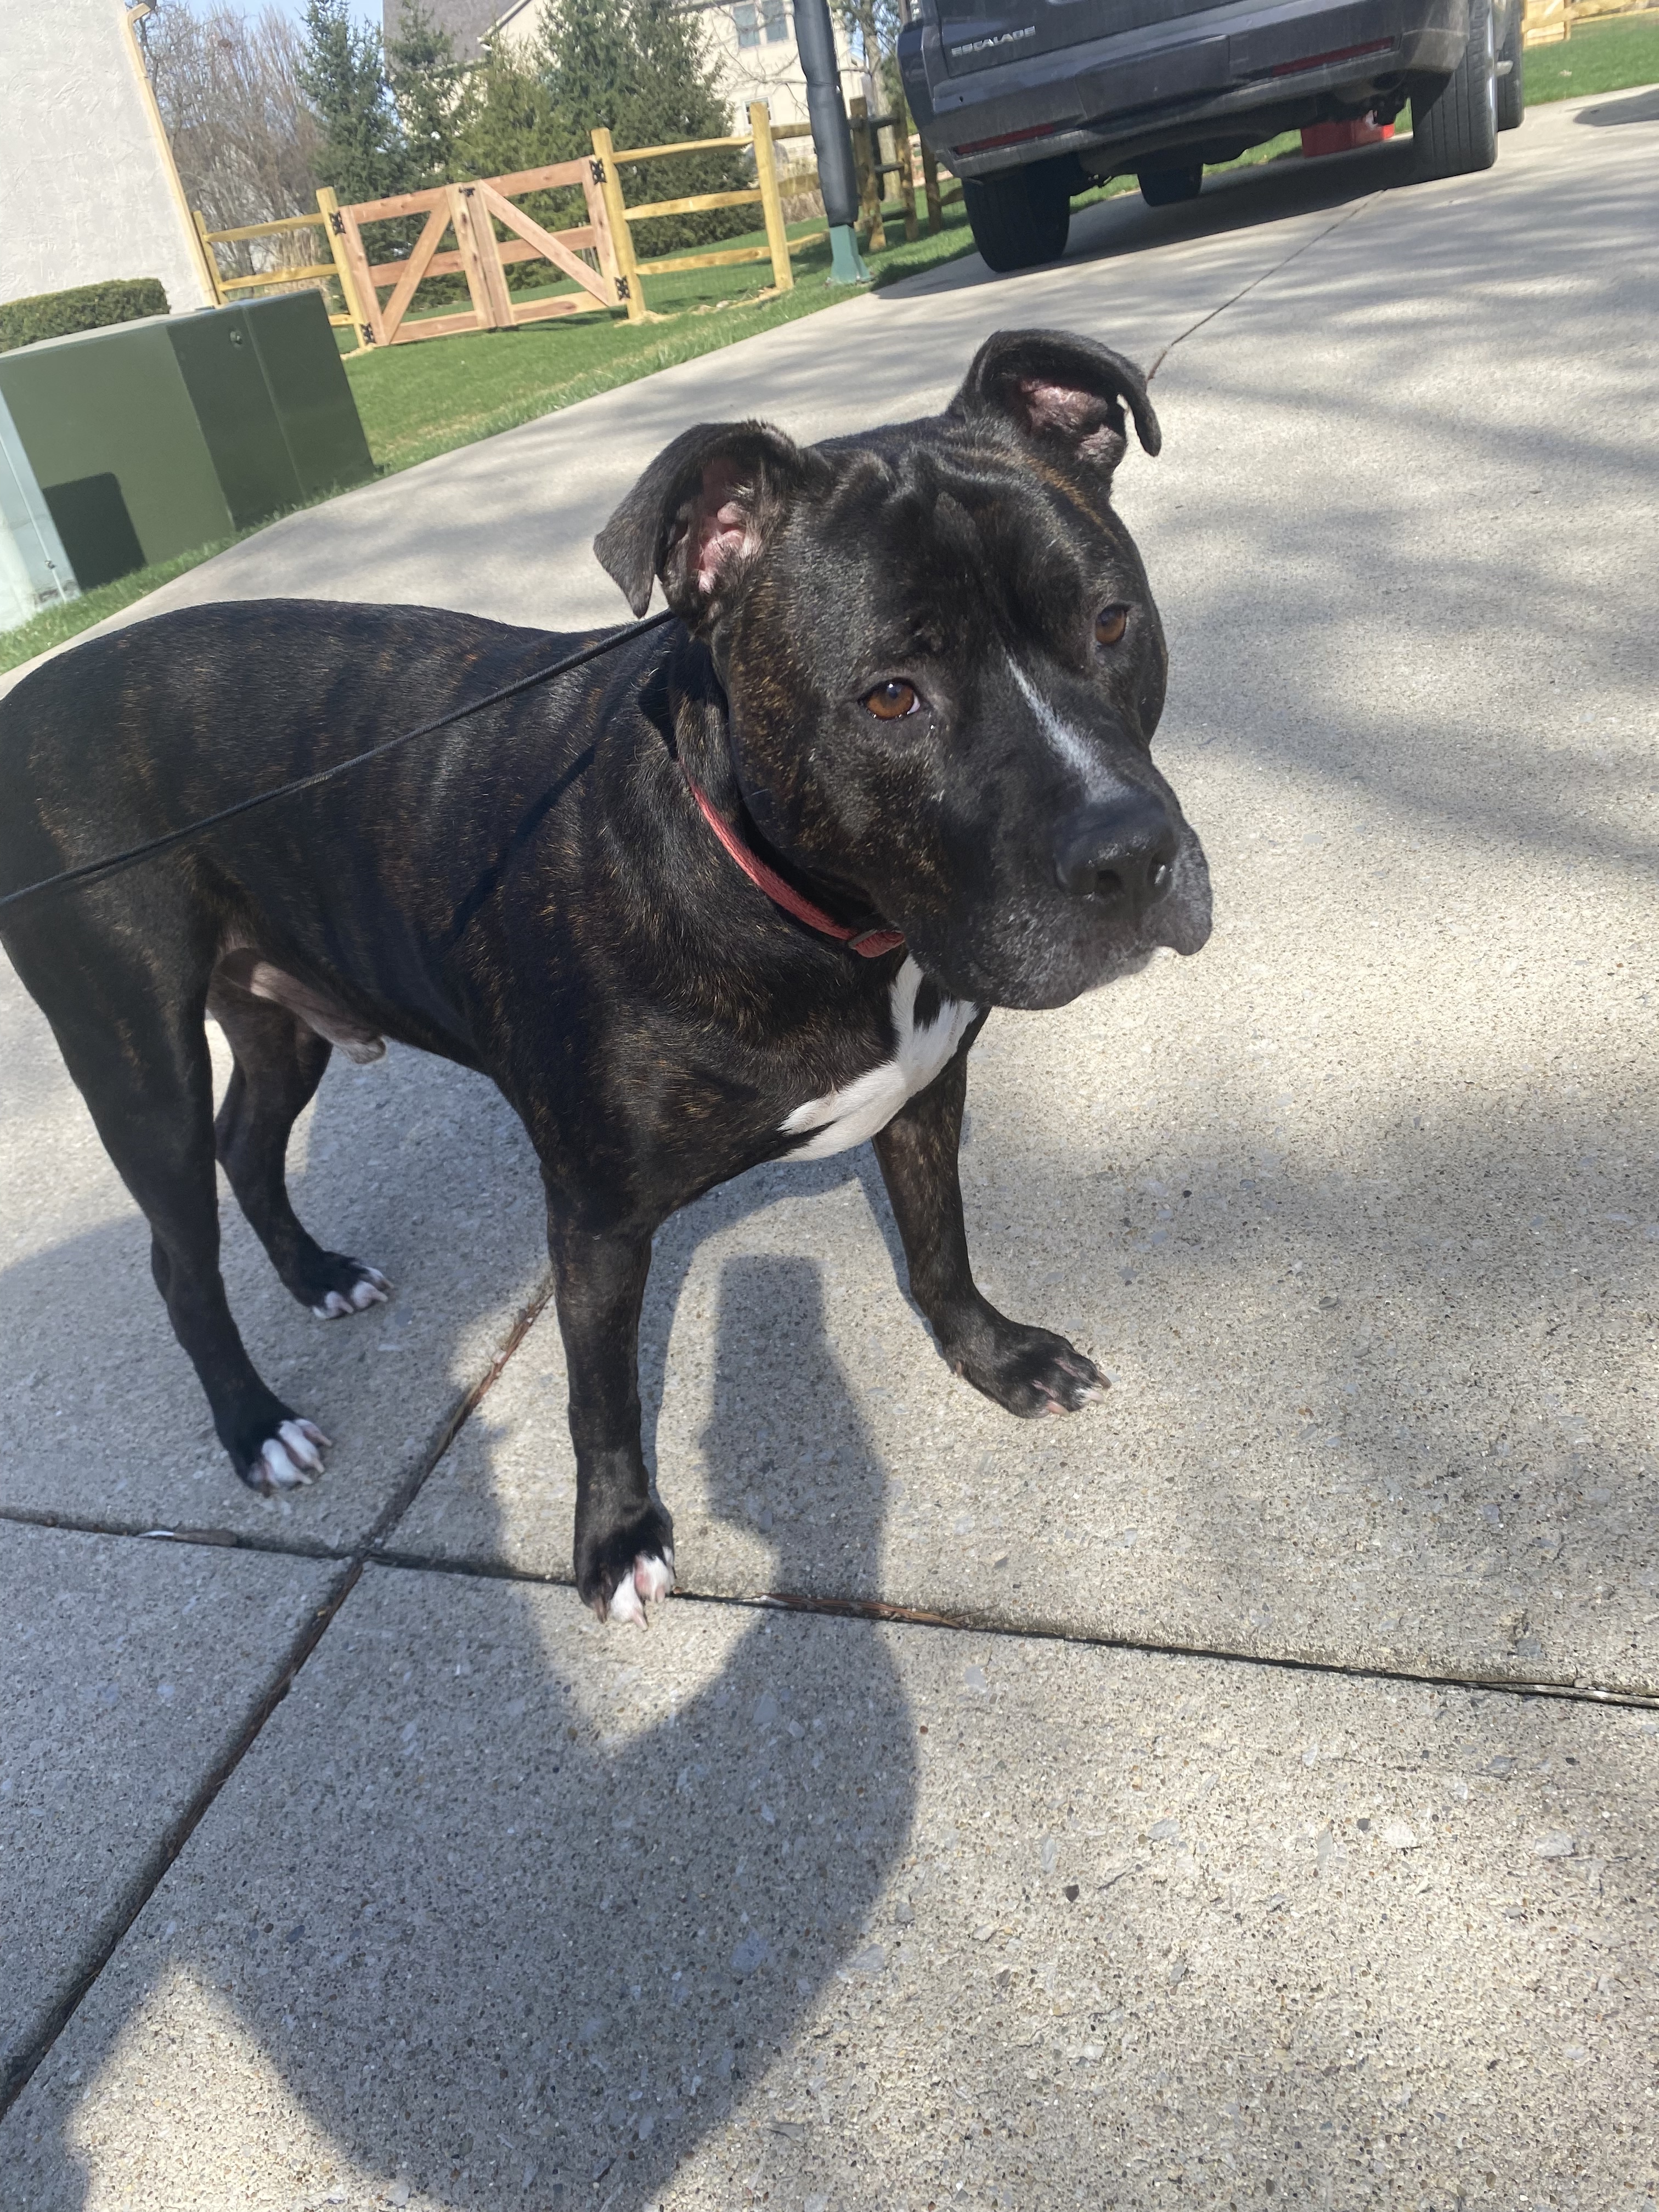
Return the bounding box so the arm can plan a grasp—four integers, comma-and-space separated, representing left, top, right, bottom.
762, 0, 788, 40
734, 2, 759, 46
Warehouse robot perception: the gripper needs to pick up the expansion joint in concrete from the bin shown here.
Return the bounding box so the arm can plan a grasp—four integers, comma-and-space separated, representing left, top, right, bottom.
364, 1549, 1659, 1715
0, 1273, 552, 2123
0, 1552, 361, 2124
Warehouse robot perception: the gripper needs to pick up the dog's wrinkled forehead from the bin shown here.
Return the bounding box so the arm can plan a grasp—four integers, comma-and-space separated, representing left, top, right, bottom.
592, 327, 1160, 627
742, 440, 1107, 678
829, 426, 1126, 582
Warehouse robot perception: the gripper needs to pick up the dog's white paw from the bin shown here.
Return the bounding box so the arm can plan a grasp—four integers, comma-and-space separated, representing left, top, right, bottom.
258, 1419, 330, 1489
608, 1547, 676, 1626
311, 1266, 392, 1321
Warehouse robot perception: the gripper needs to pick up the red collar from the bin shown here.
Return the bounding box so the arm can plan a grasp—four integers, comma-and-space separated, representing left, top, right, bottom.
683, 774, 905, 960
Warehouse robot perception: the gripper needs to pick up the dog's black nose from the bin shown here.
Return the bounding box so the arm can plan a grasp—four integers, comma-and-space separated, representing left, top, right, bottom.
1052, 798, 1179, 915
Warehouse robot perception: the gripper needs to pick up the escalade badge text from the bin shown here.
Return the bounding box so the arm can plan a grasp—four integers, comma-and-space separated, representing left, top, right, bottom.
955, 22, 1038, 53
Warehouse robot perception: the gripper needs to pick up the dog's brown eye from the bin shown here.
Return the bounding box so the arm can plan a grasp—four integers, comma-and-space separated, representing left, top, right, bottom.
865, 680, 919, 720
1095, 605, 1128, 648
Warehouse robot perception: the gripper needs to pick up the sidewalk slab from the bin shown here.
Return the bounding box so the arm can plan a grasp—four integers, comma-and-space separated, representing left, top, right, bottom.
0, 1522, 338, 2101
4, 1563, 1654, 2209
0, 959, 546, 1549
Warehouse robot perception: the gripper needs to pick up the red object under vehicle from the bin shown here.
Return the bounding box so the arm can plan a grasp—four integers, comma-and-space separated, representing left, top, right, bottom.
1301, 115, 1396, 155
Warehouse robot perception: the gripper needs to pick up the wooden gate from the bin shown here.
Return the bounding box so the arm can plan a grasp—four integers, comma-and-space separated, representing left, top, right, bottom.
334, 159, 625, 347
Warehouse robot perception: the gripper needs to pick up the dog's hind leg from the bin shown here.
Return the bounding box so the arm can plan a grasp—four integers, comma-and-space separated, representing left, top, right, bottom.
207, 963, 391, 1321
8, 919, 329, 1492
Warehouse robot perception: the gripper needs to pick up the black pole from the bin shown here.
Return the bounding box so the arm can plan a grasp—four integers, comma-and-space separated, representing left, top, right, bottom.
792, 0, 870, 280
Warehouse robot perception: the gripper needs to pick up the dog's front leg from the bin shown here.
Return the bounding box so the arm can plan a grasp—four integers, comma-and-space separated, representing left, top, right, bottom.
873, 1052, 1107, 1419
548, 1214, 675, 1623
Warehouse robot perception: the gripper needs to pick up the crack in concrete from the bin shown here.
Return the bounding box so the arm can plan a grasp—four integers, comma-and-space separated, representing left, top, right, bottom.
1146, 191, 1381, 383
4, 1481, 1653, 1714
0, 1504, 351, 1560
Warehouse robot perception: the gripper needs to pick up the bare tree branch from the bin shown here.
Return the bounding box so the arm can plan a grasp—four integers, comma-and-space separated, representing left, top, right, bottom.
145, 0, 323, 273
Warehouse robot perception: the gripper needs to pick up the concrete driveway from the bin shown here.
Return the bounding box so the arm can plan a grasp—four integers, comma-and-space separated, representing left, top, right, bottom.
2, 89, 1656, 2210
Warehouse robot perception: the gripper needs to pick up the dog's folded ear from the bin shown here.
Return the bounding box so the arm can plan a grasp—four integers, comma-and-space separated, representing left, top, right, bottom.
949, 329, 1161, 477
594, 421, 821, 622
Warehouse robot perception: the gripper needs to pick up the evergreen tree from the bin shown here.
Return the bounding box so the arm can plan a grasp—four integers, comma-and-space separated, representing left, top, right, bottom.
534, 0, 744, 249
451, 44, 562, 184
386, 1, 466, 186
535, 0, 631, 145
297, 0, 407, 205
537, 0, 731, 153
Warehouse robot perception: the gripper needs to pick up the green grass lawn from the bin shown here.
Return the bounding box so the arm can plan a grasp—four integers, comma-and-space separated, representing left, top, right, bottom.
1525, 8, 1659, 98
8, 12, 1655, 676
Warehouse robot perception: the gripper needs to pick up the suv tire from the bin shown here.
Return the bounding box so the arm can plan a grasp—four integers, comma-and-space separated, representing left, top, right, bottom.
1496, 0, 1526, 130
1139, 162, 1204, 207
963, 163, 1072, 273
1414, 0, 1499, 177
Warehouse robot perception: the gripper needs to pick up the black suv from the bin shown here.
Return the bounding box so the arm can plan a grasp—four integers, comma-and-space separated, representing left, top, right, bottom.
899, 0, 1525, 269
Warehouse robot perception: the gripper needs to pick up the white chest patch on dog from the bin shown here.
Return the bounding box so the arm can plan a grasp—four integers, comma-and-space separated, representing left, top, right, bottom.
781, 956, 976, 1160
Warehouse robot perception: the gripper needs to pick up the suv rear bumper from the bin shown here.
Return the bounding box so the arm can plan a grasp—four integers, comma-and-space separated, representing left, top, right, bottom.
902, 0, 1468, 177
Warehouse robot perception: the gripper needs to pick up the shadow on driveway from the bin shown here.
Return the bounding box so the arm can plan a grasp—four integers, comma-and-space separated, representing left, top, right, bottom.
1575, 84, 1659, 124
882, 138, 1419, 301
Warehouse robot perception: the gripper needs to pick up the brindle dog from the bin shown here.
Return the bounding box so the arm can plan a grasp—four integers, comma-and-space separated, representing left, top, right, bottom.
0, 328, 1211, 1622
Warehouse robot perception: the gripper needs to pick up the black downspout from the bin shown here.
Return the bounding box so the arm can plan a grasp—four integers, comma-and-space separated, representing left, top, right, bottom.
792, 0, 871, 281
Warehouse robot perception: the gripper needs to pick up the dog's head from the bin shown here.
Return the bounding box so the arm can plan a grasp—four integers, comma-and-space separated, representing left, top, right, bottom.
595, 328, 1210, 1009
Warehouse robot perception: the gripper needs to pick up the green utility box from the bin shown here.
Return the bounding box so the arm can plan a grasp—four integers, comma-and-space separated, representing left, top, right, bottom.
0, 291, 375, 592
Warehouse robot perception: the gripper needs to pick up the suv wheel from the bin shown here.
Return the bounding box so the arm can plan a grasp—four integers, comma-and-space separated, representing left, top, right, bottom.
1496, 0, 1526, 130
962, 163, 1072, 273
1139, 162, 1204, 207
1414, 0, 1499, 177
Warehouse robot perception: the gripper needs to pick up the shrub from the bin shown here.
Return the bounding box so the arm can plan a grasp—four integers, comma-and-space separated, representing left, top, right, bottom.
0, 278, 171, 354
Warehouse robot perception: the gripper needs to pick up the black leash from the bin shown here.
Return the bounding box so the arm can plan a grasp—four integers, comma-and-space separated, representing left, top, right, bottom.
0, 609, 676, 918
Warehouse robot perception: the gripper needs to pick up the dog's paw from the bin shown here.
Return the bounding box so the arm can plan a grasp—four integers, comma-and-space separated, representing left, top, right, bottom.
308, 1260, 392, 1321
577, 1504, 677, 1628
948, 1317, 1108, 1420
607, 1545, 676, 1628
235, 1417, 332, 1492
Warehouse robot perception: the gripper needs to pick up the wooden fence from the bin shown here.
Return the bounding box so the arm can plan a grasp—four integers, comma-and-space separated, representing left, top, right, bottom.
847, 99, 961, 253
596, 100, 811, 322
194, 98, 966, 352
1522, 0, 1573, 40
194, 188, 370, 340
198, 164, 617, 350
334, 161, 620, 346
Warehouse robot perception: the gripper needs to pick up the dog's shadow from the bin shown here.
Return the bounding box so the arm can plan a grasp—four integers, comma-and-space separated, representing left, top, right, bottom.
38, 1241, 918, 2209
631, 1143, 911, 1522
